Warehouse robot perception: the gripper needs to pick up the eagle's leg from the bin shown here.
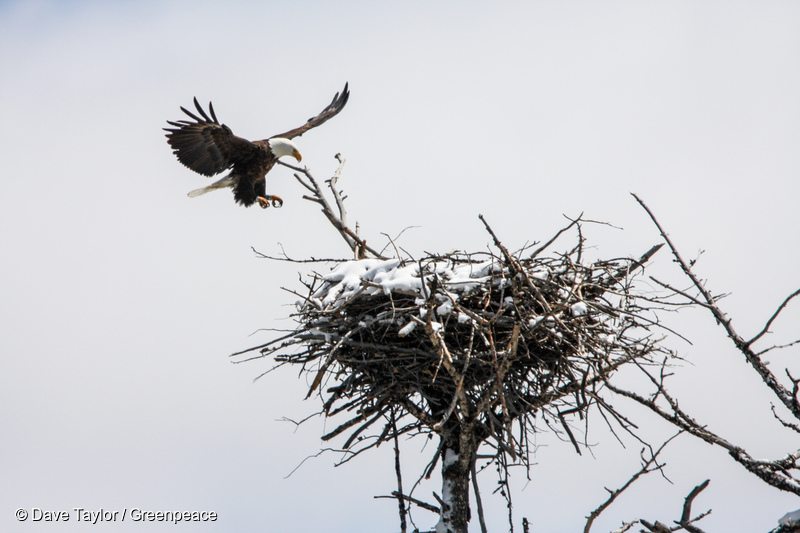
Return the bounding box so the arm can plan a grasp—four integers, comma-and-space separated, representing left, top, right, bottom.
257, 195, 284, 209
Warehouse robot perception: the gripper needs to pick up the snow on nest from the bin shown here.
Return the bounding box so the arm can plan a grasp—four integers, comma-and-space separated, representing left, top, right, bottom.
310, 258, 501, 309
780, 509, 800, 526
570, 301, 588, 316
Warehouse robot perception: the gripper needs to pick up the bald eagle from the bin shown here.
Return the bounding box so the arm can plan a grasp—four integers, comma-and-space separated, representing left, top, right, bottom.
165, 83, 349, 208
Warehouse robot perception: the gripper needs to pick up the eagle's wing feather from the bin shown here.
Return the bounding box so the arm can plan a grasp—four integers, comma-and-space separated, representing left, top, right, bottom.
269, 83, 349, 140
164, 99, 261, 177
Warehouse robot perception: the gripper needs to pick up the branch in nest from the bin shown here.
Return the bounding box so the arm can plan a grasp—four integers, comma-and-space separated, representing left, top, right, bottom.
250, 244, 348, 263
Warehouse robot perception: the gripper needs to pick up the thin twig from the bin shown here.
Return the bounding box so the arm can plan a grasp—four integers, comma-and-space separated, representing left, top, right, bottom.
584, 433, 680, 533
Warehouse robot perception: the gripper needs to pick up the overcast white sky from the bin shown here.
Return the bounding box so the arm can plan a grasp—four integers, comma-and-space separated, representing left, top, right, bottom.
1, 1, 799, 531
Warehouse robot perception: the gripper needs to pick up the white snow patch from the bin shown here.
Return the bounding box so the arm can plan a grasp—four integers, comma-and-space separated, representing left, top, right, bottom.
311, 258, 509, 313
443, 448, 459, 467
315, 258, 401, 305
566, 271, 584, 284
435, 516, 454, 533
373, 263, 423, 293
398, 321, 417, 337
570, 301, 588, 316
436, 300, 453, 316
435, 449, 461, 533
531, 269, 548, 280
450, 260, 494, 278
528, 316, 544, 328
308, 328, 332, 343
780, 509, 800, 526
444, 261, 493, 292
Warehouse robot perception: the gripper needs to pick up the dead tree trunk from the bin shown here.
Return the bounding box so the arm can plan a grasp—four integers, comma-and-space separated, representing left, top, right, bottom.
437, 420, 478, 533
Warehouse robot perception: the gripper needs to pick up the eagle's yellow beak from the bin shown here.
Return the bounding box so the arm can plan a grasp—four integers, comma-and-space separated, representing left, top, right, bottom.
292, 149, 302, 162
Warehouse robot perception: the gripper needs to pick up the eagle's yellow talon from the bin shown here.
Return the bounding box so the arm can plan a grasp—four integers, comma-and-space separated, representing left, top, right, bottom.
257, 195, 283, 209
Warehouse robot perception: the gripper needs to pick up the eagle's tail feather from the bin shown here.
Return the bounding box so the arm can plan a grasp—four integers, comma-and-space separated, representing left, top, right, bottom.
187, 175, 235, 198
187, 185, 216, 197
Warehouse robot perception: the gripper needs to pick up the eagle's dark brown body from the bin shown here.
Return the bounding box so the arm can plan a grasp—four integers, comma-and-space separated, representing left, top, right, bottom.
228, 141, 275, 206
165, 84, 349, 207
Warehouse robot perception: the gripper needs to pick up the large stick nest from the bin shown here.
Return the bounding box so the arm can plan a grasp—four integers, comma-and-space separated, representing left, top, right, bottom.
245, 227, 667, 454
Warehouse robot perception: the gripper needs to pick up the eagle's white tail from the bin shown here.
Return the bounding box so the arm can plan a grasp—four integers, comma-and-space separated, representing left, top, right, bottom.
187, 185, 215, 197
187, 175, 235, 198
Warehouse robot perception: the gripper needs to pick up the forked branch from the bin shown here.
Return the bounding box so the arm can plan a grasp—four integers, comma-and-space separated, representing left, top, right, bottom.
279, 157, 386, 259
632, 193, 800, 421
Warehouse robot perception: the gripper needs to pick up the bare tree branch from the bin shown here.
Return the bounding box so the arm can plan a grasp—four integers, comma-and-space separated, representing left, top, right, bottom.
278, 157, 386, 259
632, 193, 800, 421
749, 288, 800, 346
584, 434, 680, 533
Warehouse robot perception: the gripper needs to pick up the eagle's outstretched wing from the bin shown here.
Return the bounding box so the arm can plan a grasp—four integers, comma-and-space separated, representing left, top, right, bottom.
269, 83, 350, 140
164, 98, 262, 177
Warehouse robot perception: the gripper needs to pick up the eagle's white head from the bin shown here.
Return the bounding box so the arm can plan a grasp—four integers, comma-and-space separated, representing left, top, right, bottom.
268, 137, 302, 162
